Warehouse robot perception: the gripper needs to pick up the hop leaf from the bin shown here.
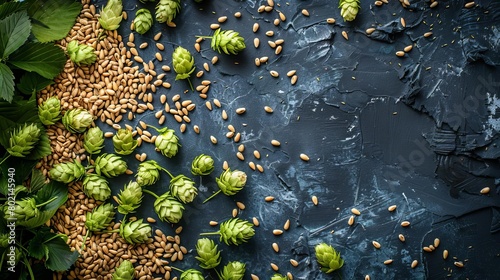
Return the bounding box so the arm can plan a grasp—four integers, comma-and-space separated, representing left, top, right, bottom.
153, 191, 184, 223
83, 127, 105, 155
49, 161, 85, 183
66, 41, 97, 66
99, 0, 123, 30
134, 8, 153, 34
219, 261, 246, 280
112, 260, 135, 280
135, 160, 162, 187
155, 0, 180, 24
62, 108, 94, 133
216, 169, 247, 196
170, 175, 197, 203
38, 97, 61, 125
116, 181, 143, 215
83, 174, 111, 201
85, 203, 115, 232
315, 243, 344, 273
113, 129, 138, 155
208, 29, 246, 55
195, 238, 221, 269
339, 0, 360, 22
191, 154, 214, 176
94, 153, 128, 178
180, 269, 204, 280
6, 123, 41, 157
119, 219, 152, 244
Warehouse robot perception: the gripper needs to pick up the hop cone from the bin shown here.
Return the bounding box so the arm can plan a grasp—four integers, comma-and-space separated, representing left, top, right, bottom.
153, 191, 184, 223
49, 161, 85, 183
38, 96, 61, 125
135, 160, 161, 187
155, 0, 180, 24
4, 197, 38, 222
116, 181, 143, 215
94, 153, 127, 178
170, 175, 197, 203
180, 269, 204, 280
154, 127, 180, 158
271, 274, 287, 280
195, 238, 221, 269
112, 260, 135, 280
0, 233, 9, 248
219, 261, 246, 280
212, 218, 255, 246
339, 0, 360, 22
210, 29, 246, 55
191, 154, 214, 176
83, 127, 105, 155
85, 203, 115, 232
99, 0, 123, 30
119, 219, 152, 244
83, 174, 111, 201
62, 108, 93, 133
315, 243, 344, 273
66, 40, 97, 66
6, 123, 41, 157
113, 129, 138, 155
172, 46, 195, 81
216, 169, 247, 196
134, 9, 153, 34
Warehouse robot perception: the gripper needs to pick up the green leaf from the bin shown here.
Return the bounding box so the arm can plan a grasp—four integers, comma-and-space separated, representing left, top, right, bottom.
28, 230, 50, 260
0, 2, 26, 21
8, 42, 65, 79
0, 63, 14, 102
35, 180, 68, 213
25, 128, 51, 160
44, 234, 79, 271
29, 168, 46, 193
0, 157, 38, 196
0, 10, 31, 59
17, 72, 53, 96
27, 0, 81, 43
0, 99, 41, 147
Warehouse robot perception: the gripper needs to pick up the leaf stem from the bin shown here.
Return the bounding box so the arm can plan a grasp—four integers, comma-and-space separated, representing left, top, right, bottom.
215, 268, 222, 279
199, 231, 220, 236
142, 189, 159, 199
186, 78, 194, 91
202, 190, 221, 204
35, 196, 58, 208
170, 266, 184, 273
80, 230, 90, 252
195, 35, 213, 39
0, 154, 11, 166
22, 253, 35, 280
159, 167, 174, 179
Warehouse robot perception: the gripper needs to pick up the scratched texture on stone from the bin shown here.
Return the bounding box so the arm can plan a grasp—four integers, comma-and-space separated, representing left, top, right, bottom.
93, 0, 500, 279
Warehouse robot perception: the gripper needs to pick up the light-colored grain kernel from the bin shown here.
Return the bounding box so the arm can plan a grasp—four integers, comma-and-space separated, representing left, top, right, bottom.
253, 150, 261, 159
300, 153, 310, 161
348, 215, 355, 226
193, 125, 200, 134
264, 5, 273, 12
236, 152, 244, 161
351, 208, 361, 215
270, 263, 279, 271
271, 139, 281, 146
480, 187, 490, 194
147, 217, 156, 223
266, 30, 274, 37
154, 32, 162, 41
213, 99, 221, 108
236, 108, 246, 114
399, 234, 406, 242
291, 75, 298, 85
254, 38, 260, 48
301, 9, 309, 16
342, 31, 348, 40
312, 195, 318, 206
365, 275, 370, 280
400, 17, 406, 27
279, 12, 286, 21
274, 18, 280, 25
283, 219, 290, 230
327, 18, 336, 24
236, 202, 245, 210
265, 196, 275, 202
366, 28, 376, 35
268, 40, 277, 48
222, 110, 228, 120
264, 106, 273, 113
423, 246, 432, 252
180, 123, 186, 133
209, 221, 218, 226
253, 23, 259, 33
424, 31, 433, 38
260, 56, 269, 63
273, 229, 283, 236
211, 55, 219, 64
255, 58, 261, 66
105, 132, 114, 138
253, 217, 260, 226
372, 241, 381, 249
210, 135, 217, 144
275, 45, 282, 55
388, 205, 397, 212
234, 11, 242, 18
430, 1, 438, 8
139, 42, 148, 49
287, 70, 296, 77
218, 16, 227, 23
232, 208, 238, 217
384, 259, 393, 265
454, 261, 464, 268
256, 164, 264, 172
272, 242, 279, 252
396, 51, 405, 57
401, 221, 411, 227
443, 249, 449, 259
434, 238, 440, 248
248, 161, 256, 170
404, 45, 413, 52
290, 259, 298, 267
210, 23, 220, 29
411, 260, 418, 268
464, 2, 475, 8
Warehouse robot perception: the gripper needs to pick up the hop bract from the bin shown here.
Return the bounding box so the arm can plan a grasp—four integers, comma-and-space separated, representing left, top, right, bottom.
98, 0, 123, 30
62, 108, 93, 133
134, 8, 153, 34
83, 127, 105, 155
7, 123, 41, 157
83, 174, 111, 201
94, 153, 127, 178
180, 269, 204, 280
85, 203, 115, 232
113, 129, 138, 155
49, 161, 85, 183
339, 0, 360, 22
119, 219, 152, 244
116, 181, 143, 215
153, 191, 184, 223
195, 238, 221, 269
216, 169, 247, 196
66, 40, 97, 66
191, 154, 214, 176
170, 175, 197, 203
155, 0, 180, 24
315, 243, 344, 273
210, 29, 246, 55
220, 261, 246, 280
135, 160, 161, 187
112, 260, 135, 280
38, 96, 61, 125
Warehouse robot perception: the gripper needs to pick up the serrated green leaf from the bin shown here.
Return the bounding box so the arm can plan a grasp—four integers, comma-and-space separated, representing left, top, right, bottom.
30, 168, 46, 193
28, 231, 50, 260
0, 2, 26, 21
44, 235, 79, 271
17, 72, 53, 96
0, 63, 14, 102
35, 180, 67, 213
8, 42, 65, 79
0, 10, 31, 59
27, 0, 81, 43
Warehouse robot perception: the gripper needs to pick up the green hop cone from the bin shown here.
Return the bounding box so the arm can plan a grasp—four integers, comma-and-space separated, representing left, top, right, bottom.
153, 191, 184, 223
113, 129, 138, 155
217, 169, 247, 196
62, 108, 94, 134
83, 127, 105, 155
151, 126, 180, 158
6, 123, 41, 157
339, 0, 360, 22
172, 46, 195, 89
134, 8, 153, 34
191, 154, 214, 176
83, 174, 111, 201
271, 274, 287, 280
49, 161, 85, 183
155, 0, 180, 24
135, 160, 161, 187
119, 219, 152, 244
5, 197, 38, 222
219, 261, 246, 280
66, 40, 97, 66
85, 203, 115, 232
116, 181, 143, 215
38, 97, 61, 126
195, 238, 221, 269
99, 0, 123, 30
208, 29, 246, 55
0, 233, 9, 248
315, 243, 344, 273
170, 175, 197, 203
94, 153, 127, 178
180, 269, 204, 280
112, 260, 135, 280
201, 218, 255, 246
